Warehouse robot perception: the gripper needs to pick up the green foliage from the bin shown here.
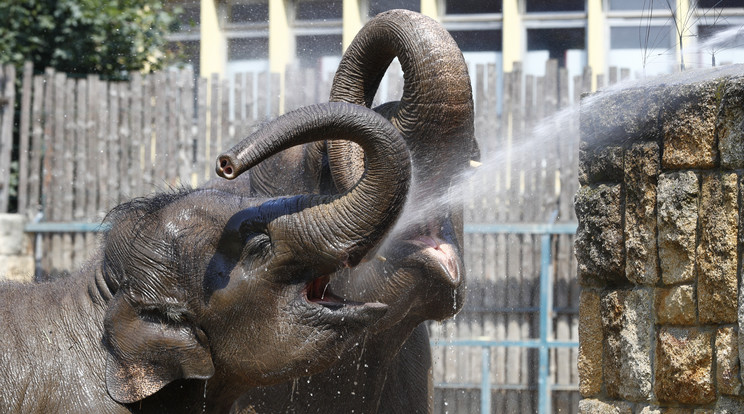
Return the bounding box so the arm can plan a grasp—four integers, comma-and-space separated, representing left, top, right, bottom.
0, 0, 177, 80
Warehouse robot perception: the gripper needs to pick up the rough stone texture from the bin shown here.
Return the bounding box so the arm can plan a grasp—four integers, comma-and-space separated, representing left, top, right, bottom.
638, 407, 699, 414
601, 289, 653, 401
579, 289, 602, 396
0, 214, 34, 282
740, 175, 744, 387
579, 142, 624, 185
718, 77, 744, 169
661, 80, 719, 169
656, 285, 696, 326
657, 172, 699, 285
655, 327, 715, 405
0, 255, 34, 283
580, 87, 661, 148
575, 184, 625, 286
698, 173, 738, 324
716, 327, 741, 395
578, 399, 632, 414
715, 396, 744, 414
624, 142, 660, 285
0, 214, 29, 256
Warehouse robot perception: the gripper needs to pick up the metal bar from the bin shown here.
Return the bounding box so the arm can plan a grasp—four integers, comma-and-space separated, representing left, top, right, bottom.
434, 383, 579, 392
481, 347, 491, 414
25, 222, 111, 233
459, 306, 578, 314
430, 339, 578, 348
464, 222, 577, 235
538, 233, 553, 414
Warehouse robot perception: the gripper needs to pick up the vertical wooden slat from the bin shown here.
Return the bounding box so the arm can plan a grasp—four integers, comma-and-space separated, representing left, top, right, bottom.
195, 76, 207, 184
142, 74, 155, 191
18, 62, 34, 215
108, 82, 121, 209
0, 65, 16, 213
243, 72, 256, 133
119, 82, 131, 201
257, 71, 269, 122
270, 73, 281, 117
73, 78, 88, 268
29, 75, 45, 217
85, 75, 100, 253
40, 68, 55, 275
178, 68, 194, 185
609, 66, 618, 85
61, 77, 76, 270
555, 65, 573, 414
96, 78, 110, 219
130, 72, 144, 196
50, 72, 66, 272
154, 72, 167, 187
221, 78, 231, 151
166, 71, 179, 186
209, 73, 220, 178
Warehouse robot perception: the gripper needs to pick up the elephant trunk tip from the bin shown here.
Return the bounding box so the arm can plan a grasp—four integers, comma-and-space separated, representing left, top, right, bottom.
216, 155, 238, 179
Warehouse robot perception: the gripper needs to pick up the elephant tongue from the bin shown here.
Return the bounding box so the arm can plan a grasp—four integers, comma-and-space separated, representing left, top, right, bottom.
307, 275, 345, 307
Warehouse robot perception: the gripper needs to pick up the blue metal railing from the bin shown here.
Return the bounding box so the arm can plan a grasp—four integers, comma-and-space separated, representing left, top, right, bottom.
432, 222, 578, 414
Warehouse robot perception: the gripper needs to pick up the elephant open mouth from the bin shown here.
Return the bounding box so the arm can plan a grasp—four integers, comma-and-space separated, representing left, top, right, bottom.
306, 275, 344, 308
302, 274, 387, 326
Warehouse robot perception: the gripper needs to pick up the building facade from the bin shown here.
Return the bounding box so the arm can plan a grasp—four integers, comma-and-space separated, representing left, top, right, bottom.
166, 0, 744, 89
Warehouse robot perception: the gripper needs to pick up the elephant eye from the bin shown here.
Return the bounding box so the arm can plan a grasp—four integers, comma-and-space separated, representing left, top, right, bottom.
242, 231, 272, 255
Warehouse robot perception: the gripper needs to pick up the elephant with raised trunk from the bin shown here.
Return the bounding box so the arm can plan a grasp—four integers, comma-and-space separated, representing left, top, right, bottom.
0, 103, 410, 413
234, 9, 479, 413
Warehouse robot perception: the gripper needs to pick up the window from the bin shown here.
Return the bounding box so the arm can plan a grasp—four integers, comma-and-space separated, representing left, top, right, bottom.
609, 0, 674, 11
369, 0, 420, 16
526, 0, 585, 12
296, 34, 342, 67
445, 0, 501, 14
610, 26, 672, 49
697, 0, 744, 8
228, 37, 269, 61
449, 30, 503, 52
295, 0, 342, 21
608, 25, 674, 76
527, 28, 585, 66
228, 0, 269, 24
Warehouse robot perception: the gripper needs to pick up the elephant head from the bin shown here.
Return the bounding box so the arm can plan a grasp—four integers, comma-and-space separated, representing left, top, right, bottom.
326, 9, 479, 328
100, 102, 410, 408
230, 12, 479, 413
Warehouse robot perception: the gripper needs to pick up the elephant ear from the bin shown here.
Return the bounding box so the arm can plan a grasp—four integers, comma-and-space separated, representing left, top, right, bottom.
103, 294, 215, 404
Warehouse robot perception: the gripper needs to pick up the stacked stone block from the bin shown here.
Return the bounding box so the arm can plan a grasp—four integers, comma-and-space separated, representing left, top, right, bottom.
577, 70, 744, 412
0, 214, 34, 282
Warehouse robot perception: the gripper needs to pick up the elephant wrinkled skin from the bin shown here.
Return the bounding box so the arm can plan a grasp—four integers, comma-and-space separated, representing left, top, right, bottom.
234, 9, 479, 414
0, 103, 410, 413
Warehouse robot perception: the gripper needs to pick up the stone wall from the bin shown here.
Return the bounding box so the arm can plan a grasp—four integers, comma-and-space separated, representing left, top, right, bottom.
577, 69, 744, 412
0, 214, 34, 282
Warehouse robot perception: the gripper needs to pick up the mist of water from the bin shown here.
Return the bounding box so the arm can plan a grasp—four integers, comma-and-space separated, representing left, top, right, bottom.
386, 59, 744, 240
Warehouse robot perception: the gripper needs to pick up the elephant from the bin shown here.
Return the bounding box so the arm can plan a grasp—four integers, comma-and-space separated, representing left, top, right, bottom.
232, 9, 479, 413
0, 102, 410, 413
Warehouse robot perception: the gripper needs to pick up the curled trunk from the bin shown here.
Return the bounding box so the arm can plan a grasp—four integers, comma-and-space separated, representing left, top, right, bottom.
217, 102, 410, 268
328, 9, 478, 193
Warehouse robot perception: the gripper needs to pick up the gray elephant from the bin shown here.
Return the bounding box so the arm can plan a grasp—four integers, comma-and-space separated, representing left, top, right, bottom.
232, 9, 478, 413
0, 103, 410, 413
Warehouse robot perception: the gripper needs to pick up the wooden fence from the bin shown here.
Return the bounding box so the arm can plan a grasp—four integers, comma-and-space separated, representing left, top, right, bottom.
1, 60, 632, 413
